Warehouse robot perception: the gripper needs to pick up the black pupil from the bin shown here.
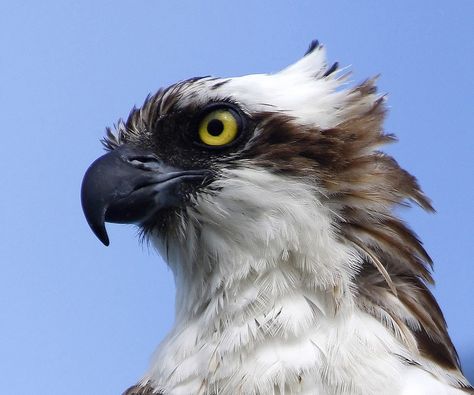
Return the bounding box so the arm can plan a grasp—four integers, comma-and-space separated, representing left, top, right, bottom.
207, 119, 224, 136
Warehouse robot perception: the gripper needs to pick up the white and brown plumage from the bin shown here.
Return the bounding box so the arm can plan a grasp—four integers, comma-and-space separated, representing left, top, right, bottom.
81, 41, 473, 394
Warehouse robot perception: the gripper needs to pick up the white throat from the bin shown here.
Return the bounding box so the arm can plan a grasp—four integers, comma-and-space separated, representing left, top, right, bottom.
142, 169, 425, 395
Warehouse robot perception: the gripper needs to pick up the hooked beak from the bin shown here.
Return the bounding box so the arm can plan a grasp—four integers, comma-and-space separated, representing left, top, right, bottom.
81, 145, 209, 246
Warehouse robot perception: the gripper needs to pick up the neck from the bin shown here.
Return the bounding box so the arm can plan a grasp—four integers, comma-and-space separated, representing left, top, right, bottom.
164, 169, 358, 321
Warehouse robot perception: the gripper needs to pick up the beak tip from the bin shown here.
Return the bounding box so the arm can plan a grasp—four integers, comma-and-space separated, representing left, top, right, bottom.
91, 223, 110, 247
81, 156, 114, 247
99, 234, 110, 247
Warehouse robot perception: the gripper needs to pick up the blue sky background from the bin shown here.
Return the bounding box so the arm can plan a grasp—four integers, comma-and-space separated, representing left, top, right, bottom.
0, 1, 472, 394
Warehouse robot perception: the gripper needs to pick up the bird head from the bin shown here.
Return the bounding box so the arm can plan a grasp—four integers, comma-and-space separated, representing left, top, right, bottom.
82, 41, 431, 257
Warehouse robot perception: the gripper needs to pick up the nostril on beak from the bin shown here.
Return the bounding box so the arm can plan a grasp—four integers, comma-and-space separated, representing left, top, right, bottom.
128, 155, 160, 163
127, 154, 162, 171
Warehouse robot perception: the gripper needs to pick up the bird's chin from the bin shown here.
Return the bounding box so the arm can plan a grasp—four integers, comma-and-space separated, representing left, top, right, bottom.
138, 206, 182, 240
81, 144, 210, 246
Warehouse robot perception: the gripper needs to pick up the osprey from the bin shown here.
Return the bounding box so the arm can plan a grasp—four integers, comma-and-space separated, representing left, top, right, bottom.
81, 41, 472, 395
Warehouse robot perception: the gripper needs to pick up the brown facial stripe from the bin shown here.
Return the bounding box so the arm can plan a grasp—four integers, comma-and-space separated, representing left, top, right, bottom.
243, 99, 428, 203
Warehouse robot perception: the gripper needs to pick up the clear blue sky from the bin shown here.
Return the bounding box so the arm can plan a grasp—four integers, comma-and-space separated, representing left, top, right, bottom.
0, 1, 472, 394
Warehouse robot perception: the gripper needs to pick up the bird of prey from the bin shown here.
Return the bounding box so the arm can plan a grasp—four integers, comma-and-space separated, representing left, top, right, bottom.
81, 41, 472, 395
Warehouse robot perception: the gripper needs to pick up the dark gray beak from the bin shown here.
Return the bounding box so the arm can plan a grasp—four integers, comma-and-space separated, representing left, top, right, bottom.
81, 145, 208, 246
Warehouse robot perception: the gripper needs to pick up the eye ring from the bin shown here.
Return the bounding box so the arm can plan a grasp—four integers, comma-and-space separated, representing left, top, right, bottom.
194, 104, 244, 149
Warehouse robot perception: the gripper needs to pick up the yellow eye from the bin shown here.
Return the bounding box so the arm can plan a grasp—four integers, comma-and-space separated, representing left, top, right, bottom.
198, 109, 239, 146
